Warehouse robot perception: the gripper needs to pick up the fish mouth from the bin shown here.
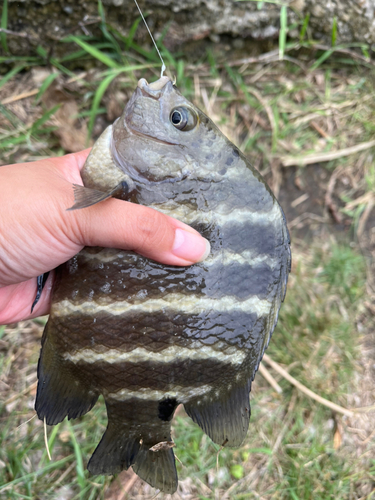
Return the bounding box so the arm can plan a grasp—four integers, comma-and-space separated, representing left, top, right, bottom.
137, 76, 171, 98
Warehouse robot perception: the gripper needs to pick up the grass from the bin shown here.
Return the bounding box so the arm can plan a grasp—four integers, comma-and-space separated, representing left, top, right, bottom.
0, 4, 374, 499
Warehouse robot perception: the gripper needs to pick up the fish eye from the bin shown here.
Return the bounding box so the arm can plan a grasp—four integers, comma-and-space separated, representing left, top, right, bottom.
170, 107, 197, 131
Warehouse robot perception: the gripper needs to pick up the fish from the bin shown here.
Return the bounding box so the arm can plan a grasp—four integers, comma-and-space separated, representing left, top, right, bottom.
34, 75, 291, 494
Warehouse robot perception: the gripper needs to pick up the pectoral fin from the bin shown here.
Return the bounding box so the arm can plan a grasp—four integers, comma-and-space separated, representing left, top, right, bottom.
67, 181, 129, 211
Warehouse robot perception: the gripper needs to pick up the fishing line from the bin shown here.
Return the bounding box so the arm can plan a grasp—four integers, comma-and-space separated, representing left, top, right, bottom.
133, 0, 166, 78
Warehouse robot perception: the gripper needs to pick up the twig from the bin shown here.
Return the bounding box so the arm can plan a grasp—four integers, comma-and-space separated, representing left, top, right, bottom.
1, 90, 39, 105
51, 461, 76, 487
273, 393, 297, 454
310, 120, 330, 139
247, 86, 277, 144
312, 43, 375, 67
280, 139, 375, 167
1, 72, 87, 105
357, 196, 374, 238
117, 470, 138, 500
325, 166, 343, 224
4, 380, 37, 405
362, 428, 375, 445
262, 353, 354, 417
288, 212, 327, 229
291, 193, 309, 208
16, 413, 37, 429
221, 48, 281, 68
258, 362, 283, 394
0, 28, 34, 39
345, 191, 374, 211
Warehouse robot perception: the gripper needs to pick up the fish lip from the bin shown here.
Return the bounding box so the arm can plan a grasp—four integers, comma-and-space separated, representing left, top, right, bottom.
137, 76, 172, 97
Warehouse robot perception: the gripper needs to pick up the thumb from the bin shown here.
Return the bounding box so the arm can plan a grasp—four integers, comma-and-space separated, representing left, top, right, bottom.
69, 197, 211, 266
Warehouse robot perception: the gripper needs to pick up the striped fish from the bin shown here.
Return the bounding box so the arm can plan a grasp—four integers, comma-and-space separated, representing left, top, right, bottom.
35, 76, 291, 493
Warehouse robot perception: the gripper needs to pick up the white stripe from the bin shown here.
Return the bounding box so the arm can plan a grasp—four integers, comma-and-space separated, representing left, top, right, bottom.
80, 247, 278, 269
205, 250, 278, 268
105, 384, 212, 403
150, 200, 281, 226
53, 293, 271, 317
62, 344, 246, 365
79, 248, 127, 262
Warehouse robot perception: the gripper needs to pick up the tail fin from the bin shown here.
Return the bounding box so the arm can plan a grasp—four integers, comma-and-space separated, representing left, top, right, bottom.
133, 444, 178, 494
35, 322, 98, 425
88, 417, 178, 494
87, 424, 140, 475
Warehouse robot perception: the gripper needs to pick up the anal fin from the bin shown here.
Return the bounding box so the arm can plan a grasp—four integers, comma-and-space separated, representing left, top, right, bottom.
35, 322, 99, 425
184, 380, 251, 447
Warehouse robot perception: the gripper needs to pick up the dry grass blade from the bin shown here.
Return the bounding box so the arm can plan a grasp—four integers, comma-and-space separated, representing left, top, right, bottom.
44, 417, 52, 461
325, 166, 343, 224
16, 413, 37, 429
258, 362, 283, 394
117, 470, 138, 500
1, 89, 39, 105
262, 353, 355, 417
280, 140, 375, 167
357, 197, 375, 238
312, 43, 375, 66
246, 86, 277, 148
4, 380, 37, 405
1, 72, 88, 105
345, 192, 374, 211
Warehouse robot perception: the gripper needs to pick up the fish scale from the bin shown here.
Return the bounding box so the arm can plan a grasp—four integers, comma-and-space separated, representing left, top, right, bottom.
34, 76, 291, 493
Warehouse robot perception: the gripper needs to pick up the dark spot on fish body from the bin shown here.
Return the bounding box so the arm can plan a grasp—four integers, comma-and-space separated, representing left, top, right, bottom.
225, 156, 234, 166
158, 398, 178, 421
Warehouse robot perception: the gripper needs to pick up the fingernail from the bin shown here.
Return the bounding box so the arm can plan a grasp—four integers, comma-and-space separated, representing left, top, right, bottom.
172, 228, 211, 263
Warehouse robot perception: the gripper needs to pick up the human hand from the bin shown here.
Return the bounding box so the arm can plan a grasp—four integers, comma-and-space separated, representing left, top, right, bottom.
0, 150, 210, 324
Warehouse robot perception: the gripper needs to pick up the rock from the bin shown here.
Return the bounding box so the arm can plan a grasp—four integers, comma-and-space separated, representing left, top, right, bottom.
3, 0, 375, 56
